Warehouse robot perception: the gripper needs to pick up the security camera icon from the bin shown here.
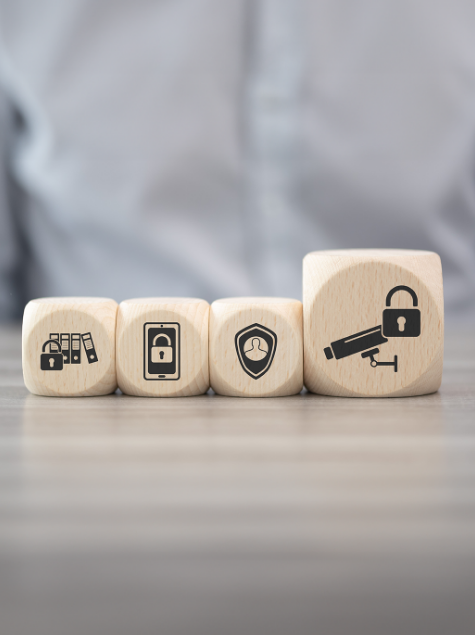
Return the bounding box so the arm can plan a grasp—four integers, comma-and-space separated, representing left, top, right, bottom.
323, 285, 420, 373
324, 325, 397, 372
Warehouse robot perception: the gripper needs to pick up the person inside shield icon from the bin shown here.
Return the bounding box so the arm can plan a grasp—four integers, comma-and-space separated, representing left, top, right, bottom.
244, 337, 268, 362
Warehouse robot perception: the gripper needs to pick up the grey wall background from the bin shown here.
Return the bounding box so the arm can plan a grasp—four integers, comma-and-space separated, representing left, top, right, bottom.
0, 0, 474, 322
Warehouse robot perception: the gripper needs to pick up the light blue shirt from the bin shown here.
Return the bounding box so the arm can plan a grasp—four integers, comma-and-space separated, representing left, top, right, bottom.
1, 0, 475, 320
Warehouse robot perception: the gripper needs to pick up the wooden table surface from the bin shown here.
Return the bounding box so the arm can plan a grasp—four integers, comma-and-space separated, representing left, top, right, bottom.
1, 325, 475, 635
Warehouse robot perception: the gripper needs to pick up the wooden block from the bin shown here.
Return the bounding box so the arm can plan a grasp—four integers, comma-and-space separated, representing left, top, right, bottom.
22, 297, 118, 397
210, 298, 303, 397
303, 249, 444, 397
116, 298, 209, 397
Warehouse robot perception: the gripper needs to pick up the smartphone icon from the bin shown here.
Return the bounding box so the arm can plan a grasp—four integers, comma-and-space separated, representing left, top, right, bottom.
144, 323, 180, 381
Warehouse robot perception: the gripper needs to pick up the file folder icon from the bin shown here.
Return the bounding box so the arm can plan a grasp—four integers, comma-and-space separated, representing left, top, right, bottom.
49, 333, 60, 353
71, 334, 81, 364
81, 332, 99, 364
60, 333, 71, 364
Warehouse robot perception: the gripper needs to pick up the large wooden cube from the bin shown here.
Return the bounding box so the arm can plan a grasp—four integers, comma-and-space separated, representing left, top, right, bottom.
303, 249, 444, 397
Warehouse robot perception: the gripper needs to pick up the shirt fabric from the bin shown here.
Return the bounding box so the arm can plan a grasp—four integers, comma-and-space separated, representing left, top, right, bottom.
0, 0, 475, 320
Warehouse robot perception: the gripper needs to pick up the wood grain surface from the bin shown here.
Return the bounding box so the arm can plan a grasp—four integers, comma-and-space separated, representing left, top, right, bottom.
1, 324, 475, 635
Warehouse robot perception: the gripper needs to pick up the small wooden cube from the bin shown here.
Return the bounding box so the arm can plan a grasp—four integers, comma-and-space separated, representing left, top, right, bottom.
22, 297, 118, 397
210, 297, 303, 397
116, 298, 209, 397
303, 249, 444, 397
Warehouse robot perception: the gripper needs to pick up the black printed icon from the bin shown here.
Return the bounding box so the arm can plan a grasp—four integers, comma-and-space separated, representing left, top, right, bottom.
40, 332, 99, 370
144, 323, 180, 381
382, 286, 421, 337
324, 285, 421, 373
361, 347, 398, 372
235, 324, 277, 380
324, 325, 389, 360
71, 334, 82, 364
40, 339, 64, 371
81, 332, 99, 364
60, 334, 70, 364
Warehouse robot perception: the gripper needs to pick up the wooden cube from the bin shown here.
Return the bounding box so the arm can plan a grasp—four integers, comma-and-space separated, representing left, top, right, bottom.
22, 297, 118, 397
116, 298, 209, 397
210, 298, 303, 397
303, 249, 444, 397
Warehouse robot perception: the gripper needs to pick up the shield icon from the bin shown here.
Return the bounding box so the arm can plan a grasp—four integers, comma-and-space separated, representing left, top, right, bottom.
235, 323, 277, 380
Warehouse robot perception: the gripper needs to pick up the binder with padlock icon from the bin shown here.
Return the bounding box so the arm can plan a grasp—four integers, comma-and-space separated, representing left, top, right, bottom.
144, 322, 180, 381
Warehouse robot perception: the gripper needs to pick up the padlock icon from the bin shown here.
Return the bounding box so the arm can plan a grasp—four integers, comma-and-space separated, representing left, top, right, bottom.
382, 285, 421, 338
151, 334, 174, 364
40, 339, 64, 371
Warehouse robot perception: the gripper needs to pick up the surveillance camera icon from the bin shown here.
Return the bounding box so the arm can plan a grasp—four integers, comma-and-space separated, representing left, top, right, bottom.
324, 325, 398, 372
322, 285, 423, 373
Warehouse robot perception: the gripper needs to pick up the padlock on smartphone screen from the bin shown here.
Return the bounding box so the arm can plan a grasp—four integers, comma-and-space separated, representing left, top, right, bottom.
40, 339, 64, 370
151, 334, 174, 363
382, 285, 421, 338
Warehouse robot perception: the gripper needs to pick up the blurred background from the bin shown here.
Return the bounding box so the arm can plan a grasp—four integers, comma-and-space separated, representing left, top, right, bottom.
1, 0, 474, 321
